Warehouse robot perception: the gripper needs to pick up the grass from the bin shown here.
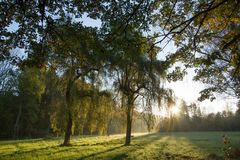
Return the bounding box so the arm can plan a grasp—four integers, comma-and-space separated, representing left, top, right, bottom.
0, 132, 240, 160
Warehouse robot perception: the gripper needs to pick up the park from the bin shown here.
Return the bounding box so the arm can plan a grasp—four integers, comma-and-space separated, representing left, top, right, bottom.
0, 0, 240, 159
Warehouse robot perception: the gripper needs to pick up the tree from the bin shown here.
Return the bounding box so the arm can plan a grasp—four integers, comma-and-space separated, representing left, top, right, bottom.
14, 67, 45, 138
0, 61, 18, 92
44, 20, 106, 145
175, 100, 191, 131
152, 0, 240, 100
142, 107, 156, 133
0, 90, 18, 139
162, 89, 176, 132
104, 22, 169, 145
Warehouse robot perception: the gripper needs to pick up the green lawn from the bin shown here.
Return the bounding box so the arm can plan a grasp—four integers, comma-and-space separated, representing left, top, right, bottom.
0, 132, 239, 160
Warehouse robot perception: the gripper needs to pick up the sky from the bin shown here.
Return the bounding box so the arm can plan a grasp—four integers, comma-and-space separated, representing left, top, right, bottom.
159, 42, 238, 114
165, 68, 238, 113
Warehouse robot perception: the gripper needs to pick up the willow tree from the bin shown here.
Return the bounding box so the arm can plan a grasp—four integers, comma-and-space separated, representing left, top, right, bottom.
104, 23, 169, 145
41, 18, 106, 145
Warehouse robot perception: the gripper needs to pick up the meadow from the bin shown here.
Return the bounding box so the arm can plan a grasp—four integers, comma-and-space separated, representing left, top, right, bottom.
0, 132, 239, 160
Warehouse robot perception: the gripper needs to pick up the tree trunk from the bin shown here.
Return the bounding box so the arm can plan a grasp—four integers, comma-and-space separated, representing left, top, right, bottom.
62, 79, 73, 146
63, 112, 72, 146
125, 96, 134, 145
13, 105, 22, 139
125, 107, 132, 145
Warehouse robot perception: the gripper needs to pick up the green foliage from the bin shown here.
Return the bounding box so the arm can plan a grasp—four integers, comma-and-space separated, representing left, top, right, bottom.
0, 92, 18, 138
18, 67, 45, 99
16, 67, 45, 138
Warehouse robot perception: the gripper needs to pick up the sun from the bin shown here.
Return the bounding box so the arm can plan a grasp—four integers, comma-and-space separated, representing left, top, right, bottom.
170, 106, 180, 115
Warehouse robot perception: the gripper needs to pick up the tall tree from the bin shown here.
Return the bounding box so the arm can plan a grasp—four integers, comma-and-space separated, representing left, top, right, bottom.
104, 23, 169, 145
44, 18, 106, 145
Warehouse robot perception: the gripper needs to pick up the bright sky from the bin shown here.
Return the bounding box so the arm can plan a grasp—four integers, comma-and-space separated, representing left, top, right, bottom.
158, 42, 238, 114
165, 68, 238, 113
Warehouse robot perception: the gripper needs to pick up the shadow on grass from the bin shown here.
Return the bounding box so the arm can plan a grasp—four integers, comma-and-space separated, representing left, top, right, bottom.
78, 145, 124, 160
77, 132, 236, 160
78, 133, 161, 160
156, 132, 228, 160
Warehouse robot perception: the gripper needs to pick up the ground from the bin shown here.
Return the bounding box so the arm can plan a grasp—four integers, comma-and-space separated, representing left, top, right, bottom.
0, 132, 239, 160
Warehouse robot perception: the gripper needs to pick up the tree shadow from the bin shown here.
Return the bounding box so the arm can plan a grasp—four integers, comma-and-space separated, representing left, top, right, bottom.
170, 132, 240, 159
77, 133, 162, 160
111, 153, 128, 160
78, 145, 124, 160
76, 132, 236, 160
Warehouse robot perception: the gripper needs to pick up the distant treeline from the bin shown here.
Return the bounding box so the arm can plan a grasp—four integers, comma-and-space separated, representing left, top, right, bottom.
157, 101, 240, 132
0, 66, 148, 139
0, 88, 148, 139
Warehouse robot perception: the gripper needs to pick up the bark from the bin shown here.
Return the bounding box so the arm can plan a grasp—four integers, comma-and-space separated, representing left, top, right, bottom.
125, 96, 134, 145
125, 107, 132, 145
62, 79, 73, 146
63, 112, 73, 146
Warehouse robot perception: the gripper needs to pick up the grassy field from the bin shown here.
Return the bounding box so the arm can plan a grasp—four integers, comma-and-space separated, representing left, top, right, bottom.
0, 132, 239, 160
